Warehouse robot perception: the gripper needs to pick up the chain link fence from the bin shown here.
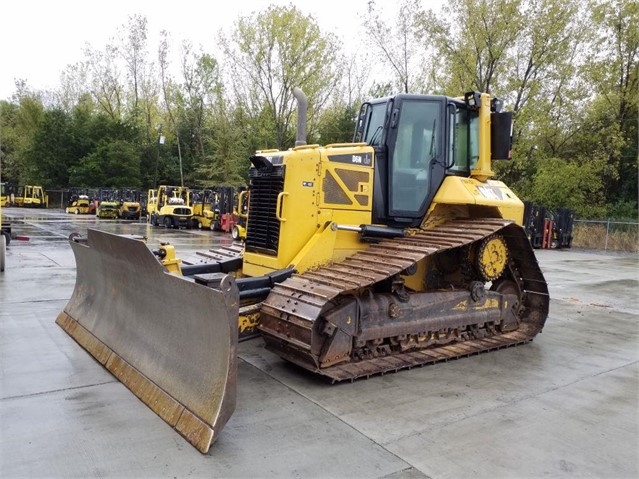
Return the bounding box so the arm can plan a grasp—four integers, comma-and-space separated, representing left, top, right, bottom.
573, 219, 638, 253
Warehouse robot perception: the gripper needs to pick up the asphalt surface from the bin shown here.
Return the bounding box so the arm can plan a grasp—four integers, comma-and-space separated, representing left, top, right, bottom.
1, 208, 637, 478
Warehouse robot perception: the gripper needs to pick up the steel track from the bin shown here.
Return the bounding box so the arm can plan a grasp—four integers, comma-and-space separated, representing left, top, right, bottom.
259, 218, 549, 382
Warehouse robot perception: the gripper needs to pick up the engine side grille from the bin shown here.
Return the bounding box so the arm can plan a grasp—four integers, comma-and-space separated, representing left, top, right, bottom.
323, 168, 371, 206
245, 168, 285, 255
323, 171, 351, 205
335, 168, 369, 192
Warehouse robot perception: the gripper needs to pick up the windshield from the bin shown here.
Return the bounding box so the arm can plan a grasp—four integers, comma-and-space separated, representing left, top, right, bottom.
390, 100, 441, 214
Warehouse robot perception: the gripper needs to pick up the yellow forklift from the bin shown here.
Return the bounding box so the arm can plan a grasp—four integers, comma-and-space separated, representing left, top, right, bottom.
190, 188, 220, 229
0, 182, 9, 207
147, 185, 193, 228
14, 185, 48, 208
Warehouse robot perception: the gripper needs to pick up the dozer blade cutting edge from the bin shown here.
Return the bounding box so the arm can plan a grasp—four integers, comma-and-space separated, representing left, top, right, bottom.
56, 229, 238, 453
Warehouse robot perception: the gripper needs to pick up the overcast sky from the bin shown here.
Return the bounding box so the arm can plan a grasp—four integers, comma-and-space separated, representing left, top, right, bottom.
1, 0, 434, 101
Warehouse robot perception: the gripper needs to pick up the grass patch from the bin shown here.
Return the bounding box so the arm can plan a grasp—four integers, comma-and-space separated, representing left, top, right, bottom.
573, 222, 638, 253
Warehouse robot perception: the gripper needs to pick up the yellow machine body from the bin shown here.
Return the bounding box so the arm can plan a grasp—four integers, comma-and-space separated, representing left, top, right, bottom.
146, 188, 158, 218
242, 143, 375, 276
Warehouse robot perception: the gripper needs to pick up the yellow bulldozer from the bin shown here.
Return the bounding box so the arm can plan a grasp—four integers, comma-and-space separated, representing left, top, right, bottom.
56, 89, 549, 453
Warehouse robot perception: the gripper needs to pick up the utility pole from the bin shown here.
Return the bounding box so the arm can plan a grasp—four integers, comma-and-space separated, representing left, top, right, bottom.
154, 124, 163, 189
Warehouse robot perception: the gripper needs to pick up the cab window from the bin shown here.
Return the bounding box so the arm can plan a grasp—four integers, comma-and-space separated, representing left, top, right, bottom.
361, 103, 386, 146
448, 105, 479, 173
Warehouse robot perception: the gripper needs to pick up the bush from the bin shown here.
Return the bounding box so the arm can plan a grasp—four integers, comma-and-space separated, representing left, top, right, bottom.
607, 200, 638, 221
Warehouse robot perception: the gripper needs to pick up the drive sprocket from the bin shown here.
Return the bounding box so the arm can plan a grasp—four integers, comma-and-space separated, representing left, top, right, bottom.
475, 234, 509, 281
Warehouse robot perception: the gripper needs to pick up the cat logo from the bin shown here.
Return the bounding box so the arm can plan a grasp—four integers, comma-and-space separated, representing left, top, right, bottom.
477, 186, 503, 200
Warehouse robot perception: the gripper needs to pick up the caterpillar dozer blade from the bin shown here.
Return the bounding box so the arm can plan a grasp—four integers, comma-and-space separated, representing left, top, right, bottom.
56, 229, 238, 453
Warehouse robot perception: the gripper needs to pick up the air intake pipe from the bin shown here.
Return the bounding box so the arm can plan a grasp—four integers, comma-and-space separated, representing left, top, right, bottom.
293, 87, 307, 146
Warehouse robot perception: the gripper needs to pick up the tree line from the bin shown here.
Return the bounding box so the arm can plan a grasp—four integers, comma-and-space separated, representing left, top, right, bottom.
0, 0, 636, 219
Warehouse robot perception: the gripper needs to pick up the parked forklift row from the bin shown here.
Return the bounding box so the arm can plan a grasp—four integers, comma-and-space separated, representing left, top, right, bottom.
147, 185, 247, 240
64, 188, 143, 220
0, 184, 48, 208
0, 184, 140, 221
1, 182, 247, 239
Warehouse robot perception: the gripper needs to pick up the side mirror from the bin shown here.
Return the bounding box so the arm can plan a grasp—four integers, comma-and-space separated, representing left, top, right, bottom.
491, 112, 514, 160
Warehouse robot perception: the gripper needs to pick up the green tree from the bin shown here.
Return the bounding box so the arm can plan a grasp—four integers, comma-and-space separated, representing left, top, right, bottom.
158, 30, 185, 187
530, 157, 607, 218
222, 4, 340, 149
69, 140, 141, 187
57, 62, 90, 113
11, 83, 47, 180
338, 54, 371, 108
506, 0, 583, 113
313, 54, 370, 146
195, 103, 249, 186
422, 0, 591, 209
365, 0, 427, 93
120, 14, 149, 119
316, 103, 357, 145
177, 42, 223, 183
23, 108, 75, 187
584, 0, 638, 211
83, 42, 124, 119
0, 99, 31, 184
419, 0, 523, 94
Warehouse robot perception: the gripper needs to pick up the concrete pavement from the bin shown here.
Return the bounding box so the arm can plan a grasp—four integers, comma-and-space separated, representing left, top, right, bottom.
1, 209, 637, 478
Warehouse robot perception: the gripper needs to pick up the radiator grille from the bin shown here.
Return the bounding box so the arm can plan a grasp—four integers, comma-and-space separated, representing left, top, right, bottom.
245, 169, 284, 255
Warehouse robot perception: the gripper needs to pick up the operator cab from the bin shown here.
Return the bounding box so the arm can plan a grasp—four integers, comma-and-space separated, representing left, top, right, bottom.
355, 92, 504, 228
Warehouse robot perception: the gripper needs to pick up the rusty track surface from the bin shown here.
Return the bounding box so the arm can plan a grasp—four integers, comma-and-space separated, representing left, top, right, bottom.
260, 218, 549, 382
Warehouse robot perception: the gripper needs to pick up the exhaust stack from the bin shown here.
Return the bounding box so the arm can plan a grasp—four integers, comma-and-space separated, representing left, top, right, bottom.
293, 87, 307, 146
